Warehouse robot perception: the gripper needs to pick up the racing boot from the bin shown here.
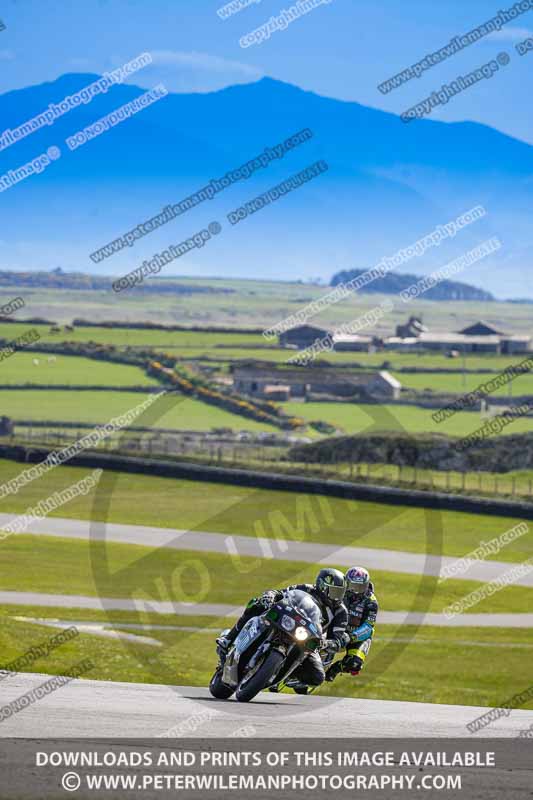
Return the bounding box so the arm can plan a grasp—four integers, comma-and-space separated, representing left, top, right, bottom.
284, 678, 310, 695
215, 630, 234, 664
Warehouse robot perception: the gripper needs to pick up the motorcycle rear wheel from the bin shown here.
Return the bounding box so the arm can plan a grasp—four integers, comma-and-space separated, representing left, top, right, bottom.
209, 667, 234, 700
236, 649, 284, 703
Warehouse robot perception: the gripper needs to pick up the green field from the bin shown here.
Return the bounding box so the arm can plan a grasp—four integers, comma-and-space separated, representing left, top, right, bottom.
175, 349, 533, 371
0, 352, 156, 386
0, 459, 531, 563
394, 370, 533, 396
283, 400, 533, 437
2, 318, 532, 373
1, 605, 532, 708
0, 322, 266, 349
0, 390, 277, 431
1, 534, 531, 614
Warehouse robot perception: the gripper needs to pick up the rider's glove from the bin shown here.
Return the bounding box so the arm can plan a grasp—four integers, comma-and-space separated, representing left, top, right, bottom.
324, 639, 341, 653
260, 590, 277, 608
325, 662, 343, 682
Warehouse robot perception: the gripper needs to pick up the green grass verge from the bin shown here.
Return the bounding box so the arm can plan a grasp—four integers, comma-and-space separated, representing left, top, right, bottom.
0, 605, 532, 708
0, 459, 531, 564
1, 535, 532, 614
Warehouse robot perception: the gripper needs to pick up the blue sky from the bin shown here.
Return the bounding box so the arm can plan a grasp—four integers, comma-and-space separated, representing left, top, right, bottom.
1, 0, 533, 143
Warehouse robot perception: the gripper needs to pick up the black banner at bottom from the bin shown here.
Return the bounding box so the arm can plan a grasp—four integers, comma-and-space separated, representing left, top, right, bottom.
0, 738, 531, 799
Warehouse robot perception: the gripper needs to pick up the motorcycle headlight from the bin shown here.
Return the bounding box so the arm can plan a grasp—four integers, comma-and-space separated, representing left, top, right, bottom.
281, 615, 295, 631
295, 627, 308, 641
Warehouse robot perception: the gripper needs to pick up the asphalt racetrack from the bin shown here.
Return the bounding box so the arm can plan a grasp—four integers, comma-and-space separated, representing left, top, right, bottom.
1, 673, 532, 738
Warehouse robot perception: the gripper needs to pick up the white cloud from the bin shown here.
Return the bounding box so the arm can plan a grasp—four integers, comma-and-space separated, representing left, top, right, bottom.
487, 26, 532, 42
151, 49, 260, 77
141, 49, 264, 93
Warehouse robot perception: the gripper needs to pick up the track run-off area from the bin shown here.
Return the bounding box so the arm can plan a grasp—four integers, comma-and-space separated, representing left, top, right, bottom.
0, 512, 531, 587
1, 493, 532, 736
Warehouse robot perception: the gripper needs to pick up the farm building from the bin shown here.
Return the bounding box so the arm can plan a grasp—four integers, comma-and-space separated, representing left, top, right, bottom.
458, 322, 531, 354
279, 325, 374, 352
279, 325, 329, 349
331, 333, 375, 352
232, 366, 401, 400
386, 319, 531, 354
395, 316, 427, 338
459, 321, 504, 336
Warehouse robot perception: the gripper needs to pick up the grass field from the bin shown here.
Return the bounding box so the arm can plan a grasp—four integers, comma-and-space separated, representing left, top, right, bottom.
282, 401, 533, 437
0, 605, 532, 708
0, 322, 266, 349
0, 391, 277, 431
0, 352, 157, 387
0, 459, 531, 563
393, 371, 533, 396
1, 318, 532, 373
1, 534, 532, 614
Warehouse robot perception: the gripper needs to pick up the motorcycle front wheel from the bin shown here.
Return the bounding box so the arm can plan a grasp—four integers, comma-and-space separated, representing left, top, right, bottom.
209, 667, 234, 700
235, 649, 285, 703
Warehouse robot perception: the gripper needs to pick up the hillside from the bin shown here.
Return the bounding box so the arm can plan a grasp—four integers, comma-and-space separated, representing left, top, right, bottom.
0, 269, 233, 295
330, 268, 494, 302
0, 274, 532, 333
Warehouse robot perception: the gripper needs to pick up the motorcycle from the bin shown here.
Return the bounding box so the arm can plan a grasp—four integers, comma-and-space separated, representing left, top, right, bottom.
209, 589, 324, 703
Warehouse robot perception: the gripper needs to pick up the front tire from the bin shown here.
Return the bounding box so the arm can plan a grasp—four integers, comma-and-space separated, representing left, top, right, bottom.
209, 668, 234, 700
236, 650, 285, 703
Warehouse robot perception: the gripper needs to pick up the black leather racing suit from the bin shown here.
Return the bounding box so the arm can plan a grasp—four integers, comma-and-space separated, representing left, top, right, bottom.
224, 583, 349, 686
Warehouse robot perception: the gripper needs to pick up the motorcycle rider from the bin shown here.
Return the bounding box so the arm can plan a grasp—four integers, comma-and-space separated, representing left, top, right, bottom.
216, 568, 349, 694
325, 566, 378, 682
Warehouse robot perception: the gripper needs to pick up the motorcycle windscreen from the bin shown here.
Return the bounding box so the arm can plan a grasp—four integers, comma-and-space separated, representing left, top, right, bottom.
284, 589, 322, 633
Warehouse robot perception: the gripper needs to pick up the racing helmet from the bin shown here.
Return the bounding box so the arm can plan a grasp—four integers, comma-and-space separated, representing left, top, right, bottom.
345, 566, 370, 598
315, 568, 346, 606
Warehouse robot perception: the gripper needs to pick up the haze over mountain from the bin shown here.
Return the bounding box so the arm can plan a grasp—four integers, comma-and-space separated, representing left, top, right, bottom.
1, 74, 532, 297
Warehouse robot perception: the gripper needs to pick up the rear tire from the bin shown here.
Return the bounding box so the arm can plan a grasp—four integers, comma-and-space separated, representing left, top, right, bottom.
236, 650, 285, 703
209, 668, 234, 700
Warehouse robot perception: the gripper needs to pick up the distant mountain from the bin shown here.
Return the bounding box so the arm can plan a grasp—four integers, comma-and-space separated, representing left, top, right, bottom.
0, 75, 532, 296
331, 268, 494, 302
